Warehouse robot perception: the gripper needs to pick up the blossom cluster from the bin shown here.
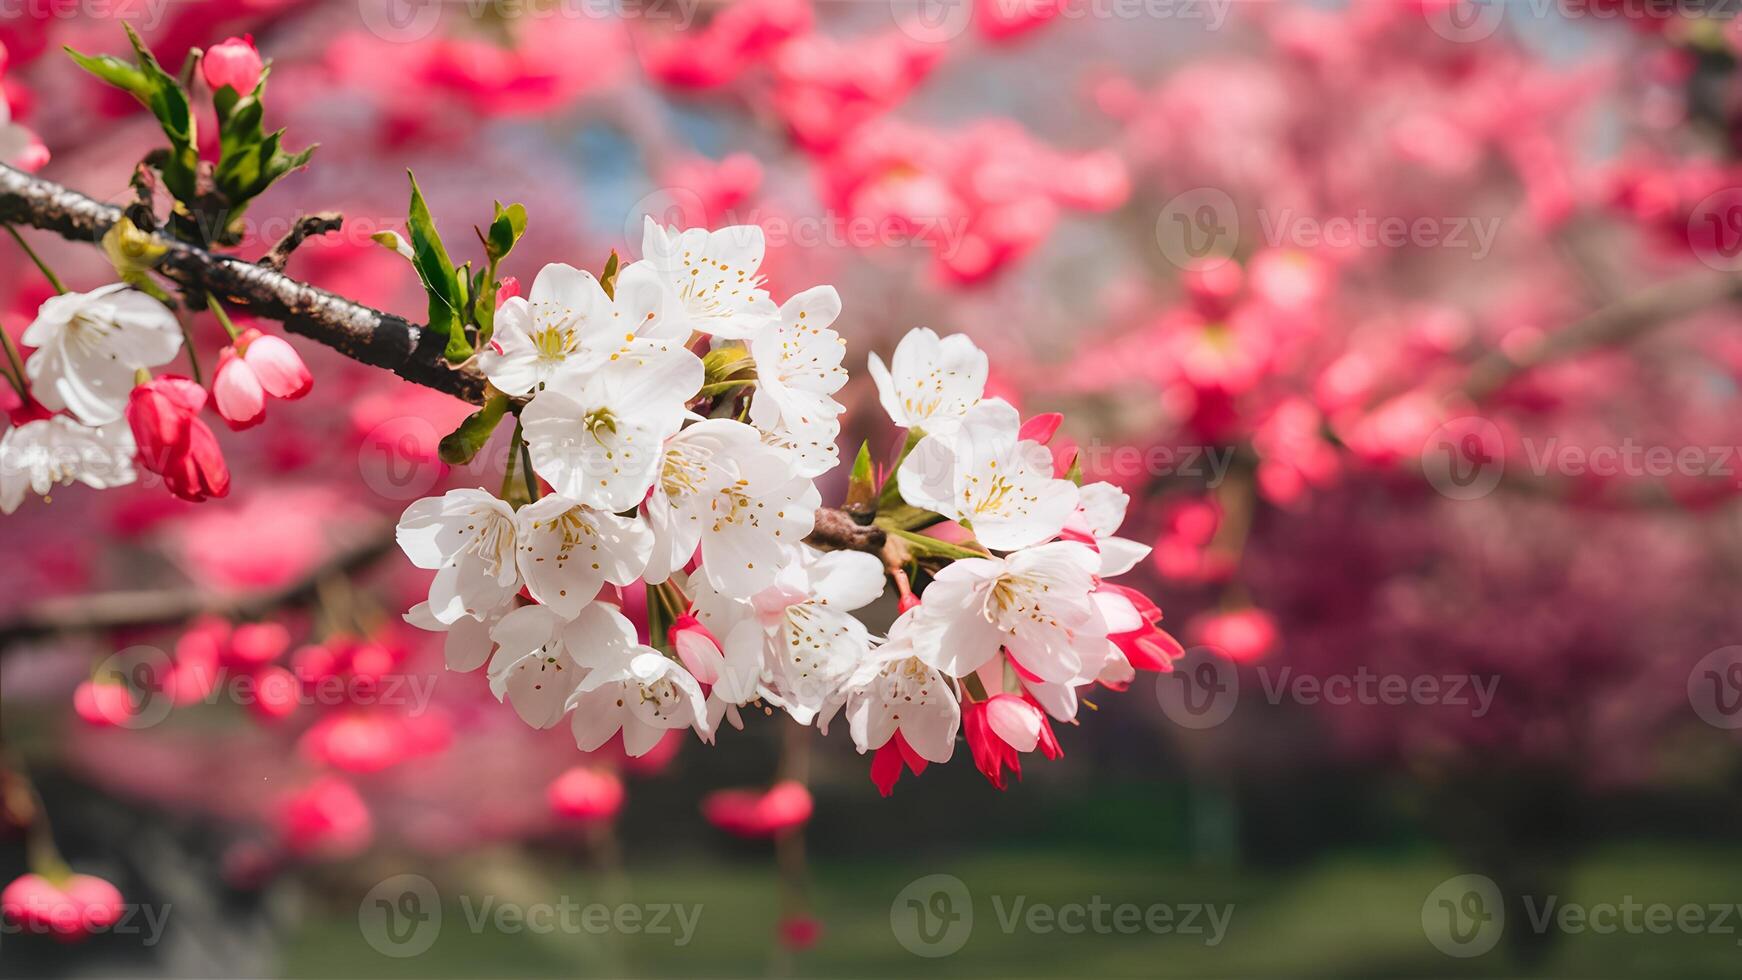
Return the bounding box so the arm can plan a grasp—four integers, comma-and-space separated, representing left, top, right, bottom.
397, 220, 1179, 792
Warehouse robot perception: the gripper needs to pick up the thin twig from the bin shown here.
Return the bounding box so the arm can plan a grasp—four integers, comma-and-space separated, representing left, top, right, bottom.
0, 525, 396, 646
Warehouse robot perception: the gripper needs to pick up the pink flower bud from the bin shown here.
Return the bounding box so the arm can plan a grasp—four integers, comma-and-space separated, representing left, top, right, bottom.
248, 666, 300, 723
212, 348, 265, 430
983, 693, 1043, 753
278, 776, 372, 859
1190, 608, 1279, 663
1, 872, 124, 942
227, 621, 290, 668
547, 767, 625, 823
202, 36, 263, 95
240, 329, 313, 400
126, 376, 230, 503
72, 681, 134, 727
777, 915, 823, 951
668, 612, 723, 685
701, 780, 813, 838
1017, 411, 1063, 445
495, 276, 521, 306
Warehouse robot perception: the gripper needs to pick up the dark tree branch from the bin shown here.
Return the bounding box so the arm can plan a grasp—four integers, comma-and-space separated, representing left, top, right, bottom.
258, 211, 343, 273
0, 164, 891, 646
0, 163, 489, 403
0, 525, 396, 646
1459, 270, 1742, 401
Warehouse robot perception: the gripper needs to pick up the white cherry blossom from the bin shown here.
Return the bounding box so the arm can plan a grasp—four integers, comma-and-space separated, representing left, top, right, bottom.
640, 218, 778, 339
395, 488, 520, 625
867, 327, 988, 436
895, 398, 1078, 551
404, 600, 503, 673
904, 540, 1105, 685
0, 95, 47, 171
478, 261, 682, 396
521, 343, 702, 511
1068, 481, 1151, 577
643, 420, 818, 597
748, 285, 848, 434
486, 603, 599, 728
23, 285, 184, 425
564, 602, 713, 755
759, 416, 840, 479
822, 611, 960, 763
0, 416, 135, 514
695, 546, 885, 724
514, 493, 653, 619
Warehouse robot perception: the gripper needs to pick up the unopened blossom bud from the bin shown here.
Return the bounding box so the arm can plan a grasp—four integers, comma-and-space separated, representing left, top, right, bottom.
126, 376, 230, 503
777, 915, 823, 951
547, 767, 625, 823
202, 36, 263, 94
1017, 411, 1063, 445
495, 276, 521, 306
982, 692, 1043, 753
668, 613, 723, 685
213, 348, 266, 430
240, 330, 312, 400
227, 621, 291, 669
1, 872, 124, 942
701, 780, 813, 838
213, 330, 312, 430
278, 776, 372, 859
1191, 607, 1278, 663
248, 666, 300, 723
72, 681, 134, 727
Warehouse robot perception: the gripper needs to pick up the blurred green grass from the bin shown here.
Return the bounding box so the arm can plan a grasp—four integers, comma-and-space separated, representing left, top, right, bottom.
286, 842, 1742, 978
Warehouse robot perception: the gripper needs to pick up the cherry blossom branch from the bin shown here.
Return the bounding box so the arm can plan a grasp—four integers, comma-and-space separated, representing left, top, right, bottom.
0, 524, 396, 647
0, 164, 887, 558
0, 163, 489, 403
1459, 270, 1742, 401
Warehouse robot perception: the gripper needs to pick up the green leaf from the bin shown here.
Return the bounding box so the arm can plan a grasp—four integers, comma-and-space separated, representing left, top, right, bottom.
600, 250, 620, 300
845, 441, 875, 513
878, 502, 947, 533
486, 202, 526, 262
881, 525, 988, 562
405, 172, 472, 363
70, 27, 201, 205
438, 393, 509, 465
474, 202, 525, 347
877, 428, 925, 511
65, 48, 149, 96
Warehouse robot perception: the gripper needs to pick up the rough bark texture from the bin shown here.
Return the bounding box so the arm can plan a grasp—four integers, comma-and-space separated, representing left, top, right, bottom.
0, 164, 489, 403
